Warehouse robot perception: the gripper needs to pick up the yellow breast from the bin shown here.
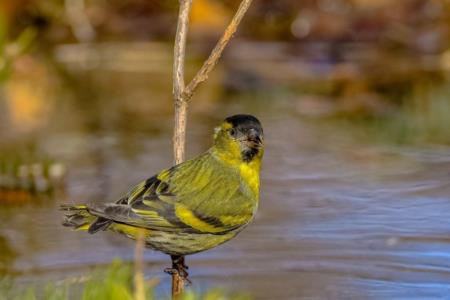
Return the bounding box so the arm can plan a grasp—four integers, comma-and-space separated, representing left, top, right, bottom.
239, 160, 260, 198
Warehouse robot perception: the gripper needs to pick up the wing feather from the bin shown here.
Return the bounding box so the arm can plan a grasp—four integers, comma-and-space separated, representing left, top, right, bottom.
89, 153, 254, 234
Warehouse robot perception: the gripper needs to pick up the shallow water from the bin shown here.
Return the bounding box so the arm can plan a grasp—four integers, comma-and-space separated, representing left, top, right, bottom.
1, 65, 450, 299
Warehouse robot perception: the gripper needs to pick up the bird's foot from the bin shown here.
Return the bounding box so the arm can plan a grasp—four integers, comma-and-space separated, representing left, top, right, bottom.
164, 267, 192, 285
164, 267, 178, 275
166, 255, 192, 285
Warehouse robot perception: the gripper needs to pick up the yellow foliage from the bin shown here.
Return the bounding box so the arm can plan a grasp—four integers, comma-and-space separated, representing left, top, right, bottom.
190, 0, 230, 34
4, 56, 52, 132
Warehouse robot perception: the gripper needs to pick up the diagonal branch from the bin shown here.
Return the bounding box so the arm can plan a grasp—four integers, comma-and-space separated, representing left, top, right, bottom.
182, 0, 253, 101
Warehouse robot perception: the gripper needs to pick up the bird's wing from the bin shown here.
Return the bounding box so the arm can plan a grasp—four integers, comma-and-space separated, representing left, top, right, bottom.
89, 153, 253, 234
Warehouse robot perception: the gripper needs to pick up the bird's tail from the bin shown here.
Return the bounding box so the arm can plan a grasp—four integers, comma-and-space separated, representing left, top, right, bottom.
61, 204, 113, 233
60, 204, 98, 231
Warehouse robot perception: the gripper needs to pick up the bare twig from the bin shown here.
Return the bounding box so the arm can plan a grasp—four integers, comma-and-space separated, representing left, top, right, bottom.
170, 0, 253, 298
173, 0, 192, 102
173, 101, 189, 164
171, 259, 184, 298
173, 0, 193, 164
171, 1, 192, 297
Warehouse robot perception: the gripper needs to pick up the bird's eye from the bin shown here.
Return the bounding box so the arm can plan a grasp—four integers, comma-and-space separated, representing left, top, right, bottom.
229, 128, 236, 137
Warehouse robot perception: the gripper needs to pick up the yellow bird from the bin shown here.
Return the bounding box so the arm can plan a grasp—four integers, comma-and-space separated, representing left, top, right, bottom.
61, 114, 264, 280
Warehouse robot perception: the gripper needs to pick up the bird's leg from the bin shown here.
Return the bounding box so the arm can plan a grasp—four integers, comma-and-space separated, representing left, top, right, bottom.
164, 255, 191, 285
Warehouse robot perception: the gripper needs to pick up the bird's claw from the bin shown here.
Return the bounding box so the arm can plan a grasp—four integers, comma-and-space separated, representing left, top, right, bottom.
182, 276, 192, 286
164, 267, 192, 285
164, 267, 178, 275
165, 259, 192, 285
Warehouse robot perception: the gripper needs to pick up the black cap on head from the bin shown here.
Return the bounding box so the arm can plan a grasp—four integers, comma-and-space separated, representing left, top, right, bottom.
225, 114, 262, 133
225, 114, 263, 162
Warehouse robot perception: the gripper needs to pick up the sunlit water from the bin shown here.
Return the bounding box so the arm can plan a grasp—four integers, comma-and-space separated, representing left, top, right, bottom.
1, 67, 450, 299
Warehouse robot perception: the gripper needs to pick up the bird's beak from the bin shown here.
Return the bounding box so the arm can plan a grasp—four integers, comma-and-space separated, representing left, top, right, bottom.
246, 128, 263, 147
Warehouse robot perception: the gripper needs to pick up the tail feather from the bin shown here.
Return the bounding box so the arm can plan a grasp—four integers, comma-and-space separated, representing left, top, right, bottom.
60, 204, 111, 233
87, 217, 112, 234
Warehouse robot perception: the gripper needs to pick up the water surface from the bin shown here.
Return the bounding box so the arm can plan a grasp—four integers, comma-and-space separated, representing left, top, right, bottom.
1, 64, 450, 299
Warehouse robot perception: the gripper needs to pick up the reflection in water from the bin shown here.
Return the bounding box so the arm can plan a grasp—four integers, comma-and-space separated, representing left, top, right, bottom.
0, 67, 450, 299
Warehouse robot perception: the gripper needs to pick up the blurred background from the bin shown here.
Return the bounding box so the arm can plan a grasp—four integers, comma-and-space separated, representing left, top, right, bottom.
1, 0, 450, 299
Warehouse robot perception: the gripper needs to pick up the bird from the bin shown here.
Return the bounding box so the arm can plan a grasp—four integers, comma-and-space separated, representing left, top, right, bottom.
61, 114, 264, 281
